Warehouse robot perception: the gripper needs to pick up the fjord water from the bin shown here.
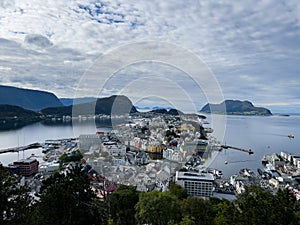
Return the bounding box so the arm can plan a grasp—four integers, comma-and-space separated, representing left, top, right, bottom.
208, 114, 300, 177
0, 115, 300, 177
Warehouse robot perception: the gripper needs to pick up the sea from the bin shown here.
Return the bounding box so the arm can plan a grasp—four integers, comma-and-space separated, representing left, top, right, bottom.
0, 115, 300, 178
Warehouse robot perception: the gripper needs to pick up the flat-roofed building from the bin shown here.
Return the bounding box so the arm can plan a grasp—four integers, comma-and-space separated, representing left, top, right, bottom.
13, 159, 39, 176
79, 134, 104, 151
175, 171, 214, 197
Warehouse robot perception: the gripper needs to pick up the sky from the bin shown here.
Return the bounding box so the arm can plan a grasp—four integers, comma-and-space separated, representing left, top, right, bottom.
0, 0, 300, 113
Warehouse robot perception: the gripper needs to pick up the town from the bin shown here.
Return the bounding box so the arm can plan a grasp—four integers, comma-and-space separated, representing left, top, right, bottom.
2, 111, 300, 201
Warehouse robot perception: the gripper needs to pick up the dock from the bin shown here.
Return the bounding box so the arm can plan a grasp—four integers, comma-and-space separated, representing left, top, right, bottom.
0, 142, 42, 154
221, 145, 254, 155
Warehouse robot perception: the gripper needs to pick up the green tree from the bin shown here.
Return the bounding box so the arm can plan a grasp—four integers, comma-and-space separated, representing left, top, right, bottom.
169, 182, 188, 200
0, 165, 34, 225
235, 185, 274, 225
59, 150, 83, 164
181, 197, 215, 225
214, 199, 237, 225
271, 188, 299, 225
135, 191, 181, 225
109, 185, 139, 225
180, 216, 196, 225
32, 164, 105, 225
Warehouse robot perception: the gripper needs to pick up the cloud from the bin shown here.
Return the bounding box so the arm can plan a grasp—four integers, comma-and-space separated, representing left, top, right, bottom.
0, 0, 299, 112
25, 34, 53, 49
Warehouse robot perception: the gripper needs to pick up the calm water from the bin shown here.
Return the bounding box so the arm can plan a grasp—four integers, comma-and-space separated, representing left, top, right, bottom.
0, 122, 111, 166
0, 115, 300, 177
208, 114, 300, 177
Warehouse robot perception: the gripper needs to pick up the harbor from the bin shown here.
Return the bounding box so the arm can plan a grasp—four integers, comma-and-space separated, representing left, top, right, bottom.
0, 142, 42, 154
0, 113, 299, 200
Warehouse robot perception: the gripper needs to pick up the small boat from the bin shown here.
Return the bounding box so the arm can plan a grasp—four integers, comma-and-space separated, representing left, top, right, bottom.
261, 155, 268, 164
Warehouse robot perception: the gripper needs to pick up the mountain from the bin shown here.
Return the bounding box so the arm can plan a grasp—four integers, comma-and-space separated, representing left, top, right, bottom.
0, 104, 41, 118
0, 85, 63, 111
0, 104, 43, 130
42, 95, 137, 116
200, 100, 272, 116
59, 97, 98, 106
149, 108, 184, 116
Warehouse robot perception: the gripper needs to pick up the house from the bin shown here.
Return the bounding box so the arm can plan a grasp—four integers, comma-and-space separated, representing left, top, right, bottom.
135, 151, 149, 165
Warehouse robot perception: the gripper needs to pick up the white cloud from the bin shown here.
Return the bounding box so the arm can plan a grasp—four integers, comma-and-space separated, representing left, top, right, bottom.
0, 0, 299, 112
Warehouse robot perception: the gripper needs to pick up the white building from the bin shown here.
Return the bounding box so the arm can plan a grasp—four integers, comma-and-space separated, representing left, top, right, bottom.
281, 151, 289, 161
39, 162, 60, 174
293, 156, 300, 167
102, 142, 126, 156
175, 171, 214, 197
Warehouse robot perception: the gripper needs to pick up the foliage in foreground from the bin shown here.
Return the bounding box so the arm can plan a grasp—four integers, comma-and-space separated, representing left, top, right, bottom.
1, 164, 300, 225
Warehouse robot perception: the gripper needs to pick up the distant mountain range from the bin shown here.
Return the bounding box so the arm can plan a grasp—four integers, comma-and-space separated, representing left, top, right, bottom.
148, 108, 184, 115
0, 84, 274, 130
59, 97, 98, 106
135, 106, 175, 111
200, 100, 272, 116
0, 85, 62, 111
0, 94, 137, 130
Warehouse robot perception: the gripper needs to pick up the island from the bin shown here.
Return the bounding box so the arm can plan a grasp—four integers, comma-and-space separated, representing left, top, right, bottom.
200, 100, 272, 116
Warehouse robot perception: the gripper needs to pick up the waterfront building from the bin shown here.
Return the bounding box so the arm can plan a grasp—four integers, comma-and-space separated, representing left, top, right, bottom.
292, 156, 300, 167
39, 162, 60, 174
12, 159, 39, 176
180, 139, 208, 157
281, 151, 290, 161
175, 171, 214, 197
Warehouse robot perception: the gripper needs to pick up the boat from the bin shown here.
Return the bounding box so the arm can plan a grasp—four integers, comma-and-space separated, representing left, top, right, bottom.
261, 155, 268, 164
207, 168, 223, 178
261, 155, 268, 165
239, 168, 255, 177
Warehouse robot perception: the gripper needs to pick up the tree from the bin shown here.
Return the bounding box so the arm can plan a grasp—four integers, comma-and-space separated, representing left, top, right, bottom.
180, 216, 196, 225
135, 191, 181, 225
0, 165, 34, 225
271, 188, 299, 225
235, 185, 275, 225
32, 164, 105, 225
109, 185, 139, 225
181, 197, 215, 225
169, 182, 188, 200
59, 150, 83, 164
214, 199, 237, 225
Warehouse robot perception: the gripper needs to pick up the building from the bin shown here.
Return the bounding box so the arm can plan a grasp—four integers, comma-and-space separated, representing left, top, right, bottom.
175, 171, 214, 197
135, 151, 149, 165
181, 139, 208, 157
12, 159, 39, 176
79, 134, 104, 151
148, 144, 164, 160
39, 162, 60, 174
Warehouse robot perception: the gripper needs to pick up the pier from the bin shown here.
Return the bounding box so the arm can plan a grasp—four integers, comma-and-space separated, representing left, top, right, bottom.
0, 142, 42, 154
221, 145, 254, 155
